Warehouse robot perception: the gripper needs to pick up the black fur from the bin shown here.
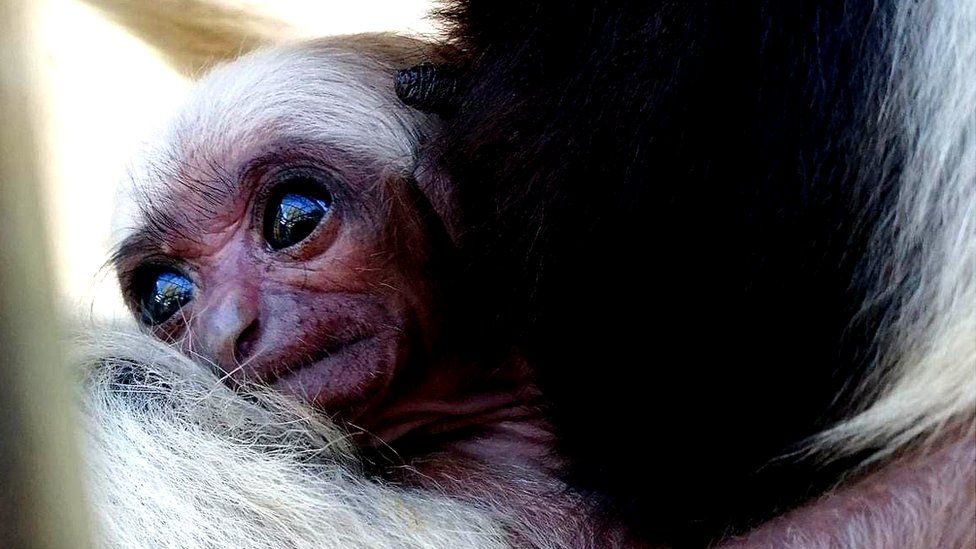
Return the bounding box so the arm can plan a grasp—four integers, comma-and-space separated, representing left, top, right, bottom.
415, 1, 905, 545
395, 62, 461, 115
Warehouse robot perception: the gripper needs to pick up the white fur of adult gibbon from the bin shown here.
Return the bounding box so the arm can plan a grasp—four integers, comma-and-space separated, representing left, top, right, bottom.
78, 325, 509, 549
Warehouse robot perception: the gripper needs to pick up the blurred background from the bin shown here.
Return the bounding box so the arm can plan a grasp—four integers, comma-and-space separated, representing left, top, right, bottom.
32, 0, 437, 320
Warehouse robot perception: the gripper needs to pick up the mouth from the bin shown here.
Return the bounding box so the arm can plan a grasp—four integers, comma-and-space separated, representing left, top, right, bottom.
250, 332, 373, 386
267, 333, 396, 411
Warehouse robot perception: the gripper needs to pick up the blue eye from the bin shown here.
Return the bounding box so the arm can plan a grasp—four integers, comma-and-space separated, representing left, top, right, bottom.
264, 182, 333, 250
138, 269, 194, 326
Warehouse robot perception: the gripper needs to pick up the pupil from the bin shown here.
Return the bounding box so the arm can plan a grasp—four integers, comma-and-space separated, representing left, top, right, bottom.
141, 270, 194, 325
266, 189, 331, 250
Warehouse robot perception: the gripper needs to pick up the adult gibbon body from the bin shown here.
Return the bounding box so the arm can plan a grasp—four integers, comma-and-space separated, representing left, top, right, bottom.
403, 0, 976, 544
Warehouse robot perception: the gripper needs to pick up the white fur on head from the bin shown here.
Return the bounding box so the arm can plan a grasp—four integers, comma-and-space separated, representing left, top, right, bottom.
112, 33, 435, 247
816, 0, 976, 458
77, 324, 509, 548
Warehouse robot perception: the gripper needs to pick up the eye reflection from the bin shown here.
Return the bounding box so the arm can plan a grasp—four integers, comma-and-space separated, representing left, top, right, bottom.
139, 270, 194, 326
264, 186, 333, 250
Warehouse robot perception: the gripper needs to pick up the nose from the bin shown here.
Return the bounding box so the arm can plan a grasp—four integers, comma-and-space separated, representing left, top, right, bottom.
195, 287, 260, 373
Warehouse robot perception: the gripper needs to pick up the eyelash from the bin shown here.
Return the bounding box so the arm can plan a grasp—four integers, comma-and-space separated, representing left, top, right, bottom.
252, 166, 330, 206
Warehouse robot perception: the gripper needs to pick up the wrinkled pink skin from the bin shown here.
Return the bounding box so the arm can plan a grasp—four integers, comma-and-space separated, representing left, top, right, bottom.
117, 142, 975, 548
718, 430, 976, 549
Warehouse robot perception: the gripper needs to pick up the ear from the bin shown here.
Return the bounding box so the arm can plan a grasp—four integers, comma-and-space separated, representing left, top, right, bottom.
395, 62, 462, 116
78, 0, 295, 77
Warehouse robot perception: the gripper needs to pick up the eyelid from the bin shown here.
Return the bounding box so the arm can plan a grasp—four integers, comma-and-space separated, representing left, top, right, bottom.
251, 165, 341, 206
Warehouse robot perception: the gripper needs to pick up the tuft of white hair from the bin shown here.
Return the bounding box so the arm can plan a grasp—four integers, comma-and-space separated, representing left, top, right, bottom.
814, 0, 976, 460
110, 32, 439, 248
76, 324, 510, 549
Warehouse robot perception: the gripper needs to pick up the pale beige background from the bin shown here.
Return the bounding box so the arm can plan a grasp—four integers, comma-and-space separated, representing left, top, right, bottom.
33, 0, 436, 320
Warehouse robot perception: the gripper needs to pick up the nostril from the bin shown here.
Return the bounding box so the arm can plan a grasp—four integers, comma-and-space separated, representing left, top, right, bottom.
234, 319, 261, 365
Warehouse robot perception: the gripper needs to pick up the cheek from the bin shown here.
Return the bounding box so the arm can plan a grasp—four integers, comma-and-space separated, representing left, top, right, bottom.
251, 235, 437, 415
256, 288, 410, 418
272, 230, 432, 310
264, 235, 432, 361
274, 328, 404, 414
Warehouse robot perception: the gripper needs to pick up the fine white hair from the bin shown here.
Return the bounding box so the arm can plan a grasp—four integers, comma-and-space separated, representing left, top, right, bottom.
77, 324, 510, 549
813, 0, 976, 459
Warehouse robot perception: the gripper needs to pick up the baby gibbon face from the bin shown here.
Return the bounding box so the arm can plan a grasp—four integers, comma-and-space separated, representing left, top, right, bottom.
113, 37, 457, 427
